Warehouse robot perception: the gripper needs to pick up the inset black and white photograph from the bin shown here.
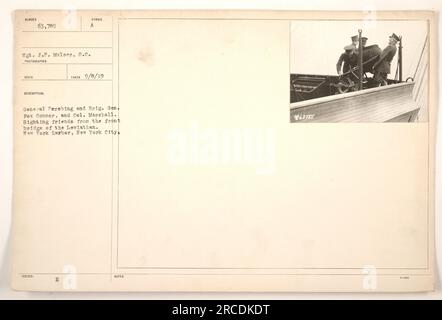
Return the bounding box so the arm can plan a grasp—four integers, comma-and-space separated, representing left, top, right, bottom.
290, 20, 429, 123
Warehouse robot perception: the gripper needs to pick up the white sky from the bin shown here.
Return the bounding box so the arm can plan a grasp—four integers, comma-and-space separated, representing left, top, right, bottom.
290, 20, 428, 78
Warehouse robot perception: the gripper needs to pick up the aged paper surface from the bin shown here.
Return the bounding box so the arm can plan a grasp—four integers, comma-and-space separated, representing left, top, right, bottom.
11, 10, 436, 291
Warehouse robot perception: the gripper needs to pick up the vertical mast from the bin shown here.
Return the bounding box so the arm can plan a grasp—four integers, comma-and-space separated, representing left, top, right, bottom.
398, 35, 403, 82
358, 29, 363, 90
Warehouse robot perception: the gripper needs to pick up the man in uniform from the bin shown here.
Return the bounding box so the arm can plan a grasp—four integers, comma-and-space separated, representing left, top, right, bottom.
354, 36, 368, 55
350, 35, 359, 50
372, 33, 400, 86
361, 36, 368, 48
336, 45, 355, 75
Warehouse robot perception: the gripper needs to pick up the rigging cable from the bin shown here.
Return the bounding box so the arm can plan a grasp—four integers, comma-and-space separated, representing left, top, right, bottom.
413, 35, 428, 80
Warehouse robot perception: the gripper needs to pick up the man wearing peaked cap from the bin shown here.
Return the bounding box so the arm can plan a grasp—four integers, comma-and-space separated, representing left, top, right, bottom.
390, 33, 400, 42
361, 37, 368, 47
372, 33, 400, 85
336, 45, 355, 75
350, 35, 359, 50
355, 36, 368, 54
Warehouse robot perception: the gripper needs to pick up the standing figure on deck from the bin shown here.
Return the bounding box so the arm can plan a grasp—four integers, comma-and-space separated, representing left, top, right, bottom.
361, 36, 368, 49
350, 35, 359, 50
336, 45, 355, 75
372, 33, 400, 86
355, 36, 368, 54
